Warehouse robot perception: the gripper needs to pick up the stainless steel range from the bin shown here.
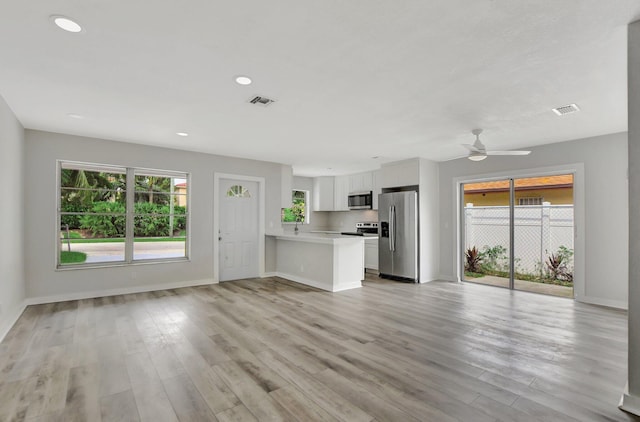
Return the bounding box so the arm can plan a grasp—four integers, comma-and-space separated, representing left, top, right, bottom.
341, 222, 378, 237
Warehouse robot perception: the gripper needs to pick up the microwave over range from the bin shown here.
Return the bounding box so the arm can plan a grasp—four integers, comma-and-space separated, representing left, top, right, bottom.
348, 191, 373, 210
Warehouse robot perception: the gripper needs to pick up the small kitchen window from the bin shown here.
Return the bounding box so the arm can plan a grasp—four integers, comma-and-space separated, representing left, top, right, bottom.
282, 190, 309, 224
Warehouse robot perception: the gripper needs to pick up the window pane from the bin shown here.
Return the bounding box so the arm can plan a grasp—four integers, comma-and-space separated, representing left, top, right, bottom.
134, 175, 172, 203
227, 185, 250, 198
60, 168, 126, 216
133, 173, 188, 261
282, 190, 306, 223
59, 233, 125, 265
133, 223, 186, 260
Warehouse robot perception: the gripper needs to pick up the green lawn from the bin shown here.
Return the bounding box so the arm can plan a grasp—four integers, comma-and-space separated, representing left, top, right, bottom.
60, 251, 87, 264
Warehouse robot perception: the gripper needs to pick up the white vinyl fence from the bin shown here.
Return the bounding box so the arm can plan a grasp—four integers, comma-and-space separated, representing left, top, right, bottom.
464, 203, 574, 275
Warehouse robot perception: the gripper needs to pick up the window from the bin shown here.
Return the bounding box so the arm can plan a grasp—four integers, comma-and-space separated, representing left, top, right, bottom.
281, 190, 309, 223
518, 197, 543, 206
58, 161, 188, 268
226, 185, 251, 198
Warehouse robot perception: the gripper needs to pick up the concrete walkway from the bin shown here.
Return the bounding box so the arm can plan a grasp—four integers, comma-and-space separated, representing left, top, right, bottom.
465, 275, 573, 298
64, 241, 185, 262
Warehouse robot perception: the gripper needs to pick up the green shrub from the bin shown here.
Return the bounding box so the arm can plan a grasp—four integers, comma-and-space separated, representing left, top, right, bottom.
79, 202, 186, 238
60, 202, 90, 229
80, 202, 126, 237
134, 203, 187, 237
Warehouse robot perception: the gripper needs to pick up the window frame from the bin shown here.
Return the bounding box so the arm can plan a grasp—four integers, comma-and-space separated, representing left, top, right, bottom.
281, 189, 310, 224
57, 160, 190, 269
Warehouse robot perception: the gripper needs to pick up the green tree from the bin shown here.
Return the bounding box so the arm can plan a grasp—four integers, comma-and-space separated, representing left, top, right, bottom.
135, 176, 172, 205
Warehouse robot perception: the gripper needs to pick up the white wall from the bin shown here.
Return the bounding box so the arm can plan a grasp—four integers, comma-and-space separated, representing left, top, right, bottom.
623, 18, 640, 414
24, 130, 286, 300
438, 132, 628, 309
0, 95, 26, 340
419, 158, 440, 282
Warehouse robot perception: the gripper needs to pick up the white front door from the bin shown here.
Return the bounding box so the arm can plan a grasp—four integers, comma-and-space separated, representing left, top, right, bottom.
219, 179, 259, 281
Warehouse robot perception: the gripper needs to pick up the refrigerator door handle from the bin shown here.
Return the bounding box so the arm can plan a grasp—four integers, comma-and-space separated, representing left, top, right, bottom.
389, 205, 395, 252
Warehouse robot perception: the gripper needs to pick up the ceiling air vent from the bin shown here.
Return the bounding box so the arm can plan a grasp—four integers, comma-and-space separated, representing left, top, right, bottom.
552, 103, 580, 116
248, 95, 276, 107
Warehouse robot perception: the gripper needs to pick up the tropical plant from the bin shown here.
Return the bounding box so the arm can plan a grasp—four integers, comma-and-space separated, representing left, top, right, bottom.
545, 246, 574, 282
479, 244, 508, 272
135, 176, 172, 205
465, 246, 482, 273
61, 169, 122, 206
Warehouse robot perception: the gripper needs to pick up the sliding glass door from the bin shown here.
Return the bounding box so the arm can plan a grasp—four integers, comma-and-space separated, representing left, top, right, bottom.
462, 174, 574, 298
461, 179, 512, 289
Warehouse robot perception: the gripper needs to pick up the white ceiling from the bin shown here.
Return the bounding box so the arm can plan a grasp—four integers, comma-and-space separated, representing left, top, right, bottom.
1, 1, 639, 176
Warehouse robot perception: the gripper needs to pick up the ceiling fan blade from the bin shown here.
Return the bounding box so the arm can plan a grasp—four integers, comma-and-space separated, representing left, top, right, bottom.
486, 150, 531, 156
462, 143, 481, 152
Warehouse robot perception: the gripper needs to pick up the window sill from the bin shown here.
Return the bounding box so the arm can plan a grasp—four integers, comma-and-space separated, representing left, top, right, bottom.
56, 257, 190, 271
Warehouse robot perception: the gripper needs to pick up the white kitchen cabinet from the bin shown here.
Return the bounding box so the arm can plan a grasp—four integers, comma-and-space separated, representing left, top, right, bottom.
380, 158, 420, 188
364, 238, 378, 270
372, 169, 381, 210
313, 176, 335, 211
334, 175, 350, 211
349, 172, 373, 193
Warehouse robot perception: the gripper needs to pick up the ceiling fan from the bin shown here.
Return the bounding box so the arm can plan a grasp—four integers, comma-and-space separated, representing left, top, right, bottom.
463, 129, 531, 161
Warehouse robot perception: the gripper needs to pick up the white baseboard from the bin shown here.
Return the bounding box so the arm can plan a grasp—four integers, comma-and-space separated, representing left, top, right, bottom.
25, 278, 217, 306
262, 272, 277, 278
0, 301, 27, 343
576, 295, 627, 310
437, 274, 459, 282
274, 272, 361, 292
619, 382, 640, 416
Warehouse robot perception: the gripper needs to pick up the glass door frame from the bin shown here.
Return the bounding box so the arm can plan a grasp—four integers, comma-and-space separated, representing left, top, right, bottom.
459, 177, 515, 289
457, 165, 582, 299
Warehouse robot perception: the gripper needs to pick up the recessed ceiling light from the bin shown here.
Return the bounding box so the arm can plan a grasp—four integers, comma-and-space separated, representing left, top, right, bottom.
51, 15, 82, 33
67, 113, 84, 119
176, 132, 189, 137
235, 76, 252, 85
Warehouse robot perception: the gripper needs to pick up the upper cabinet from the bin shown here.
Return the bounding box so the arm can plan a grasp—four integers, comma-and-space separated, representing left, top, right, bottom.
313, 171, 381, 211
334, 175, 350, 211
372, 169, 381, 210
349, 172, 373, 193
380, 158, 420, 188
312, 176, 335, 211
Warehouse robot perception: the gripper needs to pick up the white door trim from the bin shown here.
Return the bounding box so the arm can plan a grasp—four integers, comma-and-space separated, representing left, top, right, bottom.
214, 173, 266, 283
452, 163, 585, 301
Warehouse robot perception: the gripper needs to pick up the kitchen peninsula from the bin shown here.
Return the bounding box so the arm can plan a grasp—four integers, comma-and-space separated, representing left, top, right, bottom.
265, 232, 365, 292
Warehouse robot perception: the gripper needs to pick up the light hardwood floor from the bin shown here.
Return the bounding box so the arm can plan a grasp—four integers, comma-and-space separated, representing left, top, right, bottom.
0, 275, 637, 421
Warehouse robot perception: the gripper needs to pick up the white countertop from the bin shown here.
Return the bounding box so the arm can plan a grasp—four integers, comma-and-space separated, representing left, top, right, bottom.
267, 232, 374, 245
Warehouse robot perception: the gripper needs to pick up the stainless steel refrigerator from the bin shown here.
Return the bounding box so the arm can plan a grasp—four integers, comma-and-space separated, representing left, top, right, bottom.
378, 191, 419, 282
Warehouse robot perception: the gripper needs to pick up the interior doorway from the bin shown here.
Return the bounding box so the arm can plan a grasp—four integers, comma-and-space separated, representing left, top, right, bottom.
218, 178, 260, 281
461, 174, 575, 298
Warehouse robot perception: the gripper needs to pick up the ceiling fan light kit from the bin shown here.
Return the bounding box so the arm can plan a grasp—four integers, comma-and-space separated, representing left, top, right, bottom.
462, 129, 531, 161
468, 151, 487, 161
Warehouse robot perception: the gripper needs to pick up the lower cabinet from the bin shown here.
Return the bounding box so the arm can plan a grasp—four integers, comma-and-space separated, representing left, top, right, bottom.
364, 239, 379, 270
